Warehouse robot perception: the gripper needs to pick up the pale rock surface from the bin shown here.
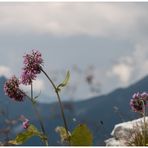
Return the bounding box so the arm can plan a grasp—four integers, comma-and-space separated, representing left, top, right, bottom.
105, 117, 148, 146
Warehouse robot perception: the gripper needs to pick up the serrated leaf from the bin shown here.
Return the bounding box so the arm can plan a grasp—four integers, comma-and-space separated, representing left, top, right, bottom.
8, 124, 44, 145
55, 126, 70, 143
70, 124, 93, 146
57, 71, 70, 91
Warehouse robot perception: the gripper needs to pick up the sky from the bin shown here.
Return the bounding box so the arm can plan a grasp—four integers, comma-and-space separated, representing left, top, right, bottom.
0, 2, 148, 103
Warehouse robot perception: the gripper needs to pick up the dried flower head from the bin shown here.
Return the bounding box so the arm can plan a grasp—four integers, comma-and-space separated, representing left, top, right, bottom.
4, 76, 25, 101
130, 92, 148, 113
21, 50, 43, 85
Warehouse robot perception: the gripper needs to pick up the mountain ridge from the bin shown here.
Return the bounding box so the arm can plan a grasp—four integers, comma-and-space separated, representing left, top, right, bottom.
0, 75, 148, 145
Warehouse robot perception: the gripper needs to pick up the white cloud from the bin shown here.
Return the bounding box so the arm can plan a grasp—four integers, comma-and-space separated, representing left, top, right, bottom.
20, 78, 45, 93
33, 78, 45, 91
0, 3, 147, 40
108, 63, 133, 85
0, 65, 12, 78
107, 41, 148, 87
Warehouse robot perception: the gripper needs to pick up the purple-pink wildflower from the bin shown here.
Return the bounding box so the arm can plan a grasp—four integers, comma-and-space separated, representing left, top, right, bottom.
4, 76, 25, 101
21, 50, 43, 85
130, 92, 148, 113
22, 119, 30, 129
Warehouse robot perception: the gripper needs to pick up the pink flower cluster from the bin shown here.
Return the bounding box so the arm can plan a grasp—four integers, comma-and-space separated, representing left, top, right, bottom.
130, 92, 148, 113
4, 50, 42, 131
21, 50, 43, 85
4, 76, 25, 101
4, 50, 43, 102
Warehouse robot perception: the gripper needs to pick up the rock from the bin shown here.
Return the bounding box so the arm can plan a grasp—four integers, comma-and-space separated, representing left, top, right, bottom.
105, 117, 148, 146
105, 138, 125, 146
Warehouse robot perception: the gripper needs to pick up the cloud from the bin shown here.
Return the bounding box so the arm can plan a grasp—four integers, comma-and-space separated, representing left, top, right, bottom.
131, 43, 148, 79
0, 65, 12, 78
20, 78, 45, 93
0, 3, 148, 101
33, 78, 45, 91
107, 63, 133, 85
107, 41, 148, 87
0, 3, 147, 40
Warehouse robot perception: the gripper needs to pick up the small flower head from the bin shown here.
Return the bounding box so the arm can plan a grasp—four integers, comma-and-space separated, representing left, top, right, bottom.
4, 76, 25, 101
21, 50, 43, 85
130, 92, 148, 113
141, 92, 148, 101
20, 115, 30, 129
22, 119, 30, 129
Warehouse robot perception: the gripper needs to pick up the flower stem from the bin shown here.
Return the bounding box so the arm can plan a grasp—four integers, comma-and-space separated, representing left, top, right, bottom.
41, 69, 69, 138
30, 83, 48, 146
142, 100, 146, 146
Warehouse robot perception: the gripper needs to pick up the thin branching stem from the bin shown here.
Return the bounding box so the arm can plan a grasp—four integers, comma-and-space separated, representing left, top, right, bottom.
41, 68, 69, 138
30, 83, 48, 146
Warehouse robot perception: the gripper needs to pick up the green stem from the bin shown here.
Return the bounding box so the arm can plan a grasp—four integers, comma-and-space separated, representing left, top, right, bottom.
41, 69, 69, 138
30, 83, 48, 146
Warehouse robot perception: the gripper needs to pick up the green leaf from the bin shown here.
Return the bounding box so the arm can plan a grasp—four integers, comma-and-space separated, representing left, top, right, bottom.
55, 126, 70, 143
8, 124, 45, 145
57, 71, 70, 91
70, 124, 93, 146
34, 91, 41, 100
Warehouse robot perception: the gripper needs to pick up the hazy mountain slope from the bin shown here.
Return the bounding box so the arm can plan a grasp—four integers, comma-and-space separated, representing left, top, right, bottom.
0, 76, 148, 145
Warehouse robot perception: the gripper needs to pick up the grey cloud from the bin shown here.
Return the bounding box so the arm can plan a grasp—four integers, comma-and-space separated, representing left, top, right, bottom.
0, 3, 148, 102
0, 3, 147, 41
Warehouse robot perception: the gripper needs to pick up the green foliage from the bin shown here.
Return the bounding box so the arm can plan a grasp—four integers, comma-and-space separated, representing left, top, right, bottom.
8, 124, 47, 145
57, 71, 70, 91
55, 124, 93, 146
70, 124, 93, 146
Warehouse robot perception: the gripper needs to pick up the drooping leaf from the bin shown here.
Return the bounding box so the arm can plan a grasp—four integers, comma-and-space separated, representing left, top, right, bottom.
57, 71, 70, 91
8, 124, 45, 145
70, 124, 93, 146
55, 126, 70, 143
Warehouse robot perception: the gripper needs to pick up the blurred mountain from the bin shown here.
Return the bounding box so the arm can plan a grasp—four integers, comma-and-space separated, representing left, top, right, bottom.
0, 75, 148, 145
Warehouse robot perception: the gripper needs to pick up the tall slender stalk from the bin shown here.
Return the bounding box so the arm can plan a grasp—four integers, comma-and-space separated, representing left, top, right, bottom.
41, 68, 69, 138
30, 83, 48, 146
142, 100, 146, 146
